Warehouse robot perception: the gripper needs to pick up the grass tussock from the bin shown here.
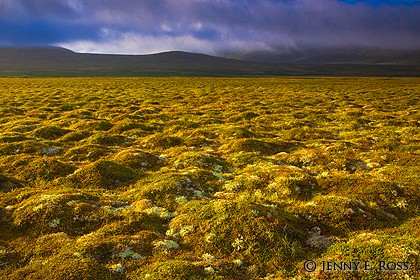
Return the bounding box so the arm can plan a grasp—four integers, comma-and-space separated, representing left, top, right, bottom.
0, 77, 418, 279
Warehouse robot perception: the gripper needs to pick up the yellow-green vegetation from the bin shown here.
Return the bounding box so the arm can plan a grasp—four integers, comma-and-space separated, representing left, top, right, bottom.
0, 77, 418, 279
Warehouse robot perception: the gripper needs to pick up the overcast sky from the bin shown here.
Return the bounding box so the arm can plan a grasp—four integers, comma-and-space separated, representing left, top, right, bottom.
1, 0, 419, 55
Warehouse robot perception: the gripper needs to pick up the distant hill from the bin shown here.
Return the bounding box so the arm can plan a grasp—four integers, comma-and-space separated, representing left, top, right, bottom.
1, 46, 419, 77
224, 47, 420, 65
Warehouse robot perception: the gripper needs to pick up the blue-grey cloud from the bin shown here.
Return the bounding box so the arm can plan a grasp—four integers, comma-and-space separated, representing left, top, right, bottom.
1, 0, 419, 54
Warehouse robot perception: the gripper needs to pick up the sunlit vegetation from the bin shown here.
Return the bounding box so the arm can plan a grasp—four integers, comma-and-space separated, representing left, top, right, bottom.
0, 77, 418, 279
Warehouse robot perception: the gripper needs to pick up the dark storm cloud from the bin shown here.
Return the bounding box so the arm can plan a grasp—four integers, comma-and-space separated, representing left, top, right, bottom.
1, 0, 419, 54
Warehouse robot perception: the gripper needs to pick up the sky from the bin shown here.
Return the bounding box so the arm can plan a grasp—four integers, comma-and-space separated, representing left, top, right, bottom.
1, 0, 420, 56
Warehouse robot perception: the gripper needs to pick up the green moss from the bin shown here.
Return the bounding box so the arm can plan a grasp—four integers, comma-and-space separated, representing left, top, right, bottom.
111, 149, 162, 171
291, 195, 399, 234
168, 199, 305, 276
8, 254, 114, 280
68, 160, 140, 189
70, 119, 114, 131
140, 134, 185, 150
0, 77, 418, 279
0, 243, 20, 270
9, 192, 112, 235
0, 140, 48, 155
94, 214, 164, 236
130, 260, 207, 280
133, 170, 217, 211
0, 207, 13, 237
308, 219, 420, 279
218, 162, 321, 201
108, 118, 155, 135
0, 174, 23, 192
60, 130, 92, 142
32, 126, 71, 140
74, 229, 158, 268
187, 128, 218, 140
274, 148, 329, 169
7, 120, 40, 133
33, 232, 73, 258
271, 168, 321, 200
218, 139, 292, 155
0, 133, 28, 143
11, 157, 76, 182
217, 126, 255, 140
317, 174, 418, 217
85, 133, 129, 146
225, 152, 264, 168
172, 151, 230, 172
286, 127, 336, 141
63, 144, 112, 162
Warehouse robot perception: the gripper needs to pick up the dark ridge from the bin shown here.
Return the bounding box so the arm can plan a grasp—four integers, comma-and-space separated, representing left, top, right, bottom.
224, 47, 420, 65
1, 46, 419, 77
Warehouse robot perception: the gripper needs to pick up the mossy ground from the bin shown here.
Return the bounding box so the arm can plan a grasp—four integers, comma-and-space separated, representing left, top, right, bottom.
0, 77, 418, 279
